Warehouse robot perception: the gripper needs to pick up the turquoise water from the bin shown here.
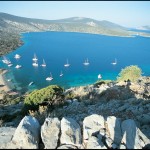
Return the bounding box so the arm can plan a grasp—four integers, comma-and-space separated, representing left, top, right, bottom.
0, 31, 150, 93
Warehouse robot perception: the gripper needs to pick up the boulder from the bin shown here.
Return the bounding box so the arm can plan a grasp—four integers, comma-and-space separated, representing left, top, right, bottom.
60, 117, 82, 146
11, 115, 40, 149
83, 114, 105, 140
119, 144, 126, 149
57, 144, 77, 149
137, 128, 150, 146
121, 119, 150, 149
41, 117, 60, 149
106, 116, 122, 145
121, 119, 138, 149
0, 127, 16, 149
86, 136, 107, 149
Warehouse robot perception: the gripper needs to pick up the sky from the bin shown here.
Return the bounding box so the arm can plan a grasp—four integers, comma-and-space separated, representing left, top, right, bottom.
0, 1, 150, 28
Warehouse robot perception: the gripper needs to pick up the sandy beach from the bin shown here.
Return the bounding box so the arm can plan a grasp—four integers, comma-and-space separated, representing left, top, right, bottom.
0, 69, 11, 99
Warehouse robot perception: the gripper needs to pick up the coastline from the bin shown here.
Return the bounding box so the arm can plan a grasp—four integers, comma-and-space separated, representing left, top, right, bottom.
0, 69, 11, 98
1, 30, 150, 58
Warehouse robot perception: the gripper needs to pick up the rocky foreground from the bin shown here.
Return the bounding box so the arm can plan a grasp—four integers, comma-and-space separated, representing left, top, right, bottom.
0, 76, 150, 149
0, 115, 150, 149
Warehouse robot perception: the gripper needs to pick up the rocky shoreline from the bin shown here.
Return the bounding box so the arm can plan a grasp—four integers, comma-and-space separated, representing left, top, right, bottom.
0, 76, 150, 149
0, 69, 19, 103
0, 69, 11, 98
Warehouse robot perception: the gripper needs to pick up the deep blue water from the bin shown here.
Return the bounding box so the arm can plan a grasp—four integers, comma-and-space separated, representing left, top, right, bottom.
0, 31, 150, 93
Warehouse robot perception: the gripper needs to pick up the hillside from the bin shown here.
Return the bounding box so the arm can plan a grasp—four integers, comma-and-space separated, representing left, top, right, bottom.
0, 76, 150, 149
0, 13, 132, 34
0, 12, 150, 56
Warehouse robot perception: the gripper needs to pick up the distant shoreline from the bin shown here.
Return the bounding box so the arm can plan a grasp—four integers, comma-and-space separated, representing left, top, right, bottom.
1, 30, 150, 58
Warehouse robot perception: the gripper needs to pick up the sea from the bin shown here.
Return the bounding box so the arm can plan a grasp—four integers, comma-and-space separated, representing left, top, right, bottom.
0, 31, 150, 93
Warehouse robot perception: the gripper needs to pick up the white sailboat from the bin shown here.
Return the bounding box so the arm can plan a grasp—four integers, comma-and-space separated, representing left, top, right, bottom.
83, 58, 90, 66
14, 54, 21, 59
8, 63, 13, 67
46, 72, 53, 81
15, 65, 22, 69
6, 58, 13, 66
111, 58, 117, 65
60, 71, 63, 77
32, 56, 38, 67
98, 74, 102, 79
64, 59, 70, 67
41, 59, 46, 67
32, 61, 38, 67
32, 53, 38, 61
2, 56, 11, 64
28, 81, 34, 86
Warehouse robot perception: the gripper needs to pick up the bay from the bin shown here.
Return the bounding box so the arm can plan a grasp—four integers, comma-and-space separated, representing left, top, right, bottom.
0, 31, 150, 93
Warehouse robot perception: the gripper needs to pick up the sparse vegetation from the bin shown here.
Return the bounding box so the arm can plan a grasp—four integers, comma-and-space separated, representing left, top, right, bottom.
23, 85, 64, 112
94, 80, 112, 88
0, 30, 23, 56
117, 65, 142, 82
65, 92, 76, 100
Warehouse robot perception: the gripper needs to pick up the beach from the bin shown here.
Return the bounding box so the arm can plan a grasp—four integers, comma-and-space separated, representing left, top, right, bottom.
0, 69, 11, 99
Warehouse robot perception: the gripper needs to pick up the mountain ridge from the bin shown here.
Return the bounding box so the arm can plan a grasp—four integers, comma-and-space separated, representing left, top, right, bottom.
0, 12, 150, 56
0, 12, 126, 28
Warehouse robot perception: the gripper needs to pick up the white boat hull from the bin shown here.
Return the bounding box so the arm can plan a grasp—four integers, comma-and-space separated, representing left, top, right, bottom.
46, 77, 53, 81
15, 65, 22, 69
32, 63, 38, 67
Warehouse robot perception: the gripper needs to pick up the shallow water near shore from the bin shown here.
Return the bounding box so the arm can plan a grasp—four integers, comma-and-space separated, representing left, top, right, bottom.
0, 31, 150, 93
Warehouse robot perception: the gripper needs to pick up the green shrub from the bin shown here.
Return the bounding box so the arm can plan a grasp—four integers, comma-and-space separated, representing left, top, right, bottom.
117, 65, 142, 82
23, 85, 64, 112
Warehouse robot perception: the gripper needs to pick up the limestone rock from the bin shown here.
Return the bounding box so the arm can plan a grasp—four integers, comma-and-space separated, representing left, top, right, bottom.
106, 116, 122, 145
11, 115, 40, 149
137, 128, 150, 146
57, 144, 77, 149
0, 127, 16, 149
60, 117, 82, 146
119, 144, 126, 149
41, 117, 60, 149
121, 119, 150, 149
83, 114, 105, 140
86, 136, 107, 149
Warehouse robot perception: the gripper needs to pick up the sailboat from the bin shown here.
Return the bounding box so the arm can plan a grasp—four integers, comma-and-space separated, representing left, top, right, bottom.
98, 74, 102, 79
111, 58, 117, 65
14, 54, 21, 59
60, 71, 63, 77
6, 58, 13, 67
83, 58, 90, 66
8, 63, 13, 67
2, 56, 11, 64
32, 60, 38, 67
15, 64, 22, 69
41, 59, 46, 67
46, 72, 53, 81
28, 81, 34, 86
64, 59, 70, 67
32, 53, 38, 61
